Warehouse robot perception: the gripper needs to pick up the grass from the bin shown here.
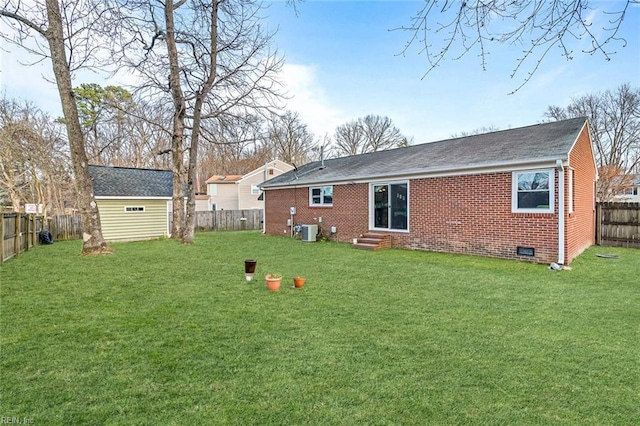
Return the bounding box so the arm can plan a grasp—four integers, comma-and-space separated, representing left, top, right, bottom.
1, 231, 639, 425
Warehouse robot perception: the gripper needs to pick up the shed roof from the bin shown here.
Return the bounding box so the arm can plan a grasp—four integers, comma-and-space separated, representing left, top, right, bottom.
261, 117, 588, 189
89, 165, 173, 197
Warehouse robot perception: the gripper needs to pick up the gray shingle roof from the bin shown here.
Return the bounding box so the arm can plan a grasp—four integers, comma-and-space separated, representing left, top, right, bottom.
261, 117, 588, 188
89, 165, 173, 197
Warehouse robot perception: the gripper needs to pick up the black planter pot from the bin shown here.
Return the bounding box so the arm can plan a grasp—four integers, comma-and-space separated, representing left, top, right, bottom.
244, 259, 257, 281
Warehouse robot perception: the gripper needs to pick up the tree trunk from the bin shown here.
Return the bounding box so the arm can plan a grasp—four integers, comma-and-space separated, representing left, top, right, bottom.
171, 142, 185, 240
45, 0, 108, 254
165, 0, 186, 240
182, 0, 219, 245
181, 96, 201, 245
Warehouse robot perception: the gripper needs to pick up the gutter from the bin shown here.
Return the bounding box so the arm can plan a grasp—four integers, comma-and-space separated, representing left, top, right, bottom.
261, 156, 569, 190
556, 159, 565, 265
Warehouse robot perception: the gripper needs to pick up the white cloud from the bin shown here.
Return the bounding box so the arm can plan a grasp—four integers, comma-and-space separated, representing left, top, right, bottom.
0, 39, 118, 118
1, 46, 62, 116
279, 63, 343, 139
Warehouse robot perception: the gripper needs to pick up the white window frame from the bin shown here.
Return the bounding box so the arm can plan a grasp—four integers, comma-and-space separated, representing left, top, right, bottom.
369, 181, 409, 232
208, 183, 218, 196
512, 169, 554, 213
251, 184, 260, 195
309, 186, 333, 207
124, 206, 146, 213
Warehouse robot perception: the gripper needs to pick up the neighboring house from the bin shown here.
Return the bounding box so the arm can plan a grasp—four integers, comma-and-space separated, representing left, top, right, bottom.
88, 165, 172, 241
260, 118, 597, 265
612, 175, 640, 202
205, 160, 294, 210
195, 194, 213, 211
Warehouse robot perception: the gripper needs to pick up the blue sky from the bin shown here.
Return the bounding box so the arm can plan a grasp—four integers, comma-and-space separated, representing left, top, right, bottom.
2, 1, 639, 144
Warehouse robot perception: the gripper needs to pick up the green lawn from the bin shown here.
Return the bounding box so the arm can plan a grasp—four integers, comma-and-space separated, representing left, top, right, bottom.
1, 231, 639, 425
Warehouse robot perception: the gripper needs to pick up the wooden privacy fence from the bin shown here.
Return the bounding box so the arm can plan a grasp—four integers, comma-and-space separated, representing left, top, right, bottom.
48, 214, 83, 242
2, 209, 263, 263
192, 209, 263, 232
1, 213, 42, 264
170, 210, 263, 232
596, 202, 640, 248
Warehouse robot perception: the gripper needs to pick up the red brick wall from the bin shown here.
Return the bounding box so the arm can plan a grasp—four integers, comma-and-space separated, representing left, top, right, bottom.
394, 173, 559, 264
264, 185, 370, 240
265, 173, 560, 264
565, 124, 597, 263
265, 132, 596, 265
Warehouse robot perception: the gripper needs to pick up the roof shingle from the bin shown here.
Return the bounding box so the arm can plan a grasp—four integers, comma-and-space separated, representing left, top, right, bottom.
261, 117, 588, 188
89, 165, 173, 197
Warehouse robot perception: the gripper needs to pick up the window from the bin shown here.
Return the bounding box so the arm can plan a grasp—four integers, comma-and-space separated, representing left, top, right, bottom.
310, 186, 333, 206
268, 168, 274, 175
371, 182, 408, 231
251, 184, 260, 195
512, 170, 554, 213
208, 183, 218, 196
124, 206, 145, 212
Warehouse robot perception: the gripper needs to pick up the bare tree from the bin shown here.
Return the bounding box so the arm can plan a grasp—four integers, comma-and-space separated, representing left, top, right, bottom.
333, 115, 409, 157
545, 83, 640, 201
1, 0, 110, 253
71, 84, 173, 168
200, 113, 266, 177
0, 100, 31, 210
397, 1, 635, 92
123, 100, 173, 169
0, 96, 72, 216
333, 119, 365, 156
360, 115, 410, 152
116, 0, 285, 243
450, 125, 501, 138
267, 111, 316, 165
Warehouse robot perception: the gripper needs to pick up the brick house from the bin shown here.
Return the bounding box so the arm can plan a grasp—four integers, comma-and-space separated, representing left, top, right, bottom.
260, 118, 597, 265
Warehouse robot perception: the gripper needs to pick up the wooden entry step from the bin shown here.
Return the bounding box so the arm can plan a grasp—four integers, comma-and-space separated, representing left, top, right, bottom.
352, 232, 391, 250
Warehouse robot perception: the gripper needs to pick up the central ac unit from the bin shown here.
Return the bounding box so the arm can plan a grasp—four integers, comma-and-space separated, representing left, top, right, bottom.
301, 224, 318, 242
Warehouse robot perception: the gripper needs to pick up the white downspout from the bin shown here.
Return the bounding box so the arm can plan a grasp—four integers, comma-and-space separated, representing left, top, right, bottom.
262, 191, 266, 234
556, 159, 565, 265
262, 162, 268, 234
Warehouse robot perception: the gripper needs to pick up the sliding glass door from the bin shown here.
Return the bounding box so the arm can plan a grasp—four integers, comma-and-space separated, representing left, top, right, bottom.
372, 182, 408, 231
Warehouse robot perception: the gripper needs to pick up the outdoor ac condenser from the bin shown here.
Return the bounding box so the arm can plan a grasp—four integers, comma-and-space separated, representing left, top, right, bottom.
301, 224, 318, 242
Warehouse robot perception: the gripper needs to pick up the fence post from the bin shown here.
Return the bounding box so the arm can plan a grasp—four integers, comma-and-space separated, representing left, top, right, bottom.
28, 215, 33, 248
0, 213, 4, 265
25, 214, 31, 252
14, 213, 20, 257
32, 215, 38, 247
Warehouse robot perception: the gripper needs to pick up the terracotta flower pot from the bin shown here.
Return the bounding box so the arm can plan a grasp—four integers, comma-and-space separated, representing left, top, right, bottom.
293, 277, 306, 289
265, 274, 282, 291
